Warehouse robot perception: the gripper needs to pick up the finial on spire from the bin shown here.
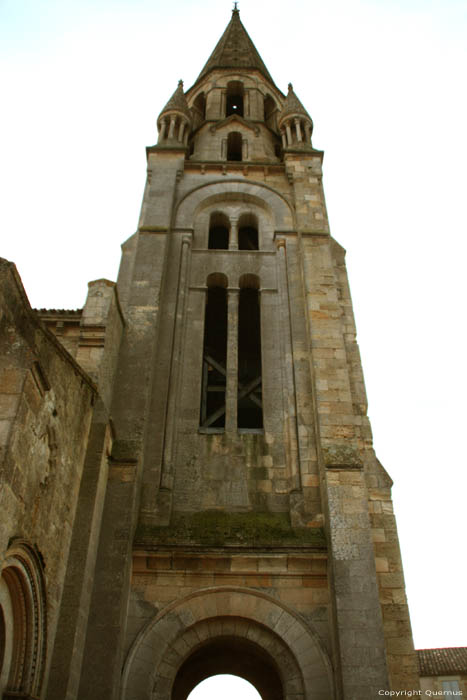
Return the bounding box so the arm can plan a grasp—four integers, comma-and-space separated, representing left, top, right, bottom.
288, 82, 293, 92
233, 1, 239, 13
178, 79, 184, 88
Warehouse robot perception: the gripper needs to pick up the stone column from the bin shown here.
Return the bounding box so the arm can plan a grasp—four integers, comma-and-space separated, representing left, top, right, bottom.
178, 121, 185, 143
304, 122, 312, 143
159, 118, 167, 143
294, 118, 303, 142
168, 115, 176, 140
281, 129, 287, 148
225, 287, 239, 433
229, 217, 239, 251
285, 121, 293, 146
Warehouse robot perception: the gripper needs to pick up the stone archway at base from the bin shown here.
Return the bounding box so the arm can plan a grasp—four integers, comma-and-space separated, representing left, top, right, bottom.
171, 623, 289, 700
121, 587, 334, 700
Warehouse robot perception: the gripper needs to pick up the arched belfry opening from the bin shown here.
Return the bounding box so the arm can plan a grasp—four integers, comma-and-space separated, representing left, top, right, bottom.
172, 637, 283, 700
227, 132, 243, 161
238, 213, 259, 250
238, 274, 263, 430
208, 212, 230, 249
200, 273, 228, 430
226, 81, 244, 117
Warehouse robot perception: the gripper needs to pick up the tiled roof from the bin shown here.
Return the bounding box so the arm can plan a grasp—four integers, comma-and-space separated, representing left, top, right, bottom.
418, 648, 467, 676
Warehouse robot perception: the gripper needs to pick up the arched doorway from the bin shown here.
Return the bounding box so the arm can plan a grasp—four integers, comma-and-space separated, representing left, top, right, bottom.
0, 541, 46, 698
121, 588, 334, 700
172, 636, 282, 700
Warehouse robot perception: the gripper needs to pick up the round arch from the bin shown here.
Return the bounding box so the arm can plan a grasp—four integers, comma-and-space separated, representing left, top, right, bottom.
174, 180, 295, 232
193, 198, 272, 251
121, 587, 334, 700
0, 540, 47, 698
171, 623, 287, 700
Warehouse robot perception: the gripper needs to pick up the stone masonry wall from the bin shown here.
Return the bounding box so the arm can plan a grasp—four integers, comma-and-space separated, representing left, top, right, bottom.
126, 550, 330, 660
0, 258, 96, 692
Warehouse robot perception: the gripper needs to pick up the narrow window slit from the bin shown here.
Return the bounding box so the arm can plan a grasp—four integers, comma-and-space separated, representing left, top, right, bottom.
227, 132, 242, 161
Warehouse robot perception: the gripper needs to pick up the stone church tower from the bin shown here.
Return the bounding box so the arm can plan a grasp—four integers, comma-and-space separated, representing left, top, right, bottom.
0, 9, 421, 700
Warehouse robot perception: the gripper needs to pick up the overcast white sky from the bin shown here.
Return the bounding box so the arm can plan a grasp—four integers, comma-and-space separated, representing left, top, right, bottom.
1, 0, 466, 687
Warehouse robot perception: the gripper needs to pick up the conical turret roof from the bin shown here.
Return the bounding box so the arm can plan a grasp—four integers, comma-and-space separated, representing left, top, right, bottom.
278, 83, 312, 124
159, 80, 192, 122
195, 8, 275, 87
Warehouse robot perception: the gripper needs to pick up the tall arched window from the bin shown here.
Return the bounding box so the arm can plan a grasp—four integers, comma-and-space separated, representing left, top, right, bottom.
227, 132, 242, 161
208, 212, 229, 249
200, 274, 228, 430
238, 274, 263, 430
238, 213, 259, 251
226, 81, 244, 117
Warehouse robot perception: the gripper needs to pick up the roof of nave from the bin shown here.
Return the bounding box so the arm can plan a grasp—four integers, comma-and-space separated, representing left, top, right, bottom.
417, 647, 467, 676
194, 8, 276, 88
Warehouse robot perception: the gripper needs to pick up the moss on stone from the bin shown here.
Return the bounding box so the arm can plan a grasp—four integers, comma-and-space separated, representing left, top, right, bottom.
135, 510, 326, 548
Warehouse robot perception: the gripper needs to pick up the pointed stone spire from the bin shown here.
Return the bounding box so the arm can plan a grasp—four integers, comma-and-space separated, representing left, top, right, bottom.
278, 83, 312, 124
194, 8, 275, 87
158, 80, 192, 122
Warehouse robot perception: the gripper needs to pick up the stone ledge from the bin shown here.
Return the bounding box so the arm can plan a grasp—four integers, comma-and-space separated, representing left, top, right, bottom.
135, 510, 326, 549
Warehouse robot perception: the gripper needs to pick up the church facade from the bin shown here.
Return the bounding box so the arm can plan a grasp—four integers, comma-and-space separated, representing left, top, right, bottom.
0, 10, 421, 699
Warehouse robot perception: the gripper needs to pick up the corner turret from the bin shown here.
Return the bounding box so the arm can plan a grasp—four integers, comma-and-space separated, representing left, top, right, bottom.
277, 83, 314, 149
157, 80, 192, 146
